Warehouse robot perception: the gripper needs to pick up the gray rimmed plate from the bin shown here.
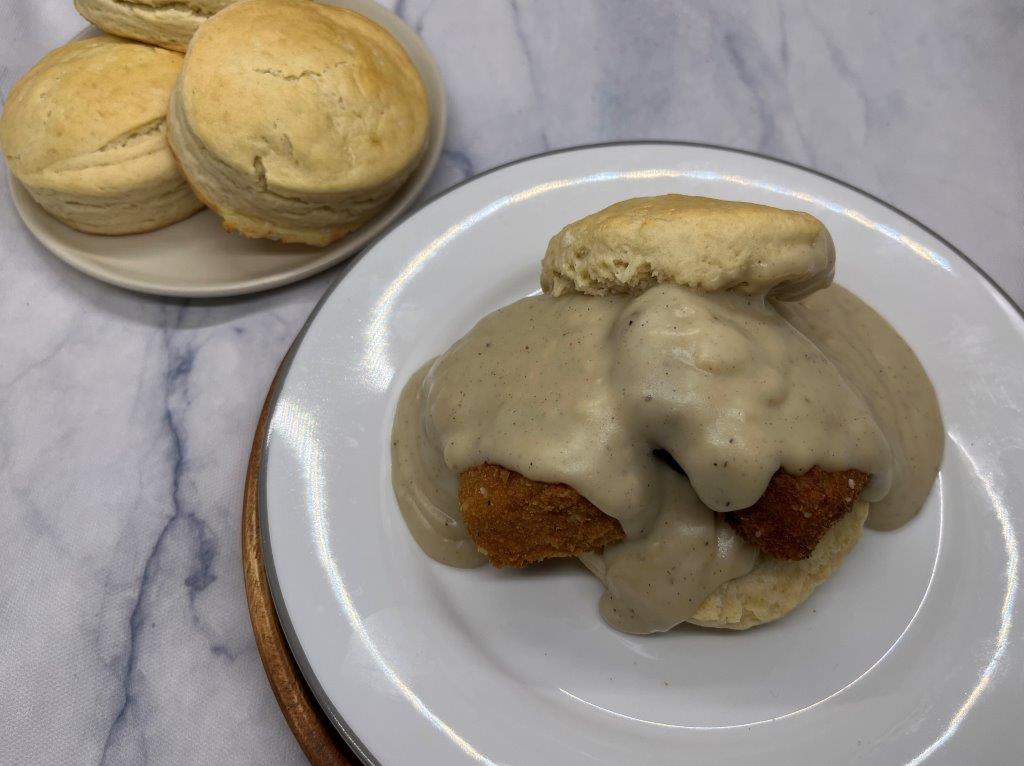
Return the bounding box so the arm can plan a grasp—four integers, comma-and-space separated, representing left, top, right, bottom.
261, 142, 1023, 765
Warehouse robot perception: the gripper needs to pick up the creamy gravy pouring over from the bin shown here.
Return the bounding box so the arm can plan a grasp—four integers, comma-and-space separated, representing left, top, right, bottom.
391, 283, 942, 633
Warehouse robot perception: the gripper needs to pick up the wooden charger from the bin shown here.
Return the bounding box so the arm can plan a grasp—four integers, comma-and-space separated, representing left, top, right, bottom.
242, 375, 356, 765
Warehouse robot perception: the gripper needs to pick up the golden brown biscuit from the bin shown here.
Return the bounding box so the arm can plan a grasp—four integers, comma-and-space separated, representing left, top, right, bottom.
0, 36, 202, 235
74, 0, 235, 52
167, 0, 429, 246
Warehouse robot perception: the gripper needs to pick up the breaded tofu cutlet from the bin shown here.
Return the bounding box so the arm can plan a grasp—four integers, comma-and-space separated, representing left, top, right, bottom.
725, 467, 868, 559
458, 464, 625, 568
459, 464, 868, 567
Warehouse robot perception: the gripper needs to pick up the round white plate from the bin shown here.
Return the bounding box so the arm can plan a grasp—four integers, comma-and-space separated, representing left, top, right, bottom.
7, 0, 446, 298
261, 143, 1024, 765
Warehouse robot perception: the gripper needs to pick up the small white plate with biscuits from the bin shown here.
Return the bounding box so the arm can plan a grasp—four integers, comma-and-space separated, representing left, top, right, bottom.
5, 0, 446, 297
259, 142, 1024, 764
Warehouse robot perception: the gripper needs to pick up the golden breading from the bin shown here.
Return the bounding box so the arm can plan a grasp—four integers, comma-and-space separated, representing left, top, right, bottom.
458, 464, 625, 568
459, 464, 867, 567
725, 467, 868, 560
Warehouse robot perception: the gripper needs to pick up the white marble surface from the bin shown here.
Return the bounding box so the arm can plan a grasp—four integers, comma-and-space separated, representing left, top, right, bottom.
1, 1, 1022, 763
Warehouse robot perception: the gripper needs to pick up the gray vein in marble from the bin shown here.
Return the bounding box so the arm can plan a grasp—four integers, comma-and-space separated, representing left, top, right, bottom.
804, 7, 872, 146
100, 309, 194, 764
722, 29, 781, 155
509, 0, 551, 150
774, 4, 818, 166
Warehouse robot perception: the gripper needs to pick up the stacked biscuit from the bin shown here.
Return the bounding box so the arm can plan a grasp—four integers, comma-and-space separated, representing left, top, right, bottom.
1, 0, 429, 246
74, 0, 237, 52
168, 0, 428, 245
0, 36, 202, 235
542, 195, 859, 630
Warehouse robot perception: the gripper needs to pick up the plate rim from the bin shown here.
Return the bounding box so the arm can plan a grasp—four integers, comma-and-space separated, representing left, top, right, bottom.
6, 0, 448, 299
256, 139, 1024, 765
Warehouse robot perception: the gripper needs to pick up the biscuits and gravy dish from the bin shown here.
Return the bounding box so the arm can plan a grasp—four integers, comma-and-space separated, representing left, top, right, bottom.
391, 194, 943, 634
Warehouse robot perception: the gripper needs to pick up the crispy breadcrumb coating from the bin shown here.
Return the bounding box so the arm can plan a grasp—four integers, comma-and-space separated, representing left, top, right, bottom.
459, 464, 867, 566
458, 464, 625, 568
725, 467, 868, 560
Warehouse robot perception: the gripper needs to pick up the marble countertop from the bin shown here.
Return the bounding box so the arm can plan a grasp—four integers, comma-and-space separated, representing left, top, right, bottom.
2, 1, 1022, 763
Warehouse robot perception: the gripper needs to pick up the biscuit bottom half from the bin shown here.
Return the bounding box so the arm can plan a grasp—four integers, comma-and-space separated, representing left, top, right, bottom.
23, 170, 202, 236
688, 502, 868, 629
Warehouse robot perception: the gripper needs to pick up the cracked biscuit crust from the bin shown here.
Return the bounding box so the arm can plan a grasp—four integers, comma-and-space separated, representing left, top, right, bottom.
167, 0, 428, 245
541, 194, 835, 301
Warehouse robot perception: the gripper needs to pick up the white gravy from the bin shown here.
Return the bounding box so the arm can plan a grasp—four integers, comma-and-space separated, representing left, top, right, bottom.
390, 283, 942, 633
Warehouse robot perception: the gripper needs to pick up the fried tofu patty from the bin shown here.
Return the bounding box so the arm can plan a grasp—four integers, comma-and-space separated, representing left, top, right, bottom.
725, 467, 868, 560
458, 464, 625, 568
459, 463, 867, 566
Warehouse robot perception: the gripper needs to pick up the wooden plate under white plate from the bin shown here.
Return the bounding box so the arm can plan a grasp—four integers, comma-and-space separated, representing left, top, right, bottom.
8, 0, 446, 298
243, 358, 355, 766
259, 142, 1024, 765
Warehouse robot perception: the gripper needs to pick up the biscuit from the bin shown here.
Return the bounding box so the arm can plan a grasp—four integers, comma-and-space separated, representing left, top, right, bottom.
0, 36, 202, 235
167, 0, 429, 246
688, 501, 868, 629
541, 194, 835, 300
73, 0, 235, 53
538, 195, 863, 629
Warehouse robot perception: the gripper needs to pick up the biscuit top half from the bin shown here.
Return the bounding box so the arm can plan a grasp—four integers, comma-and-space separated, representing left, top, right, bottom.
541, 195, 835, 301
178, 0, 428, 194
0, 35, 183, 192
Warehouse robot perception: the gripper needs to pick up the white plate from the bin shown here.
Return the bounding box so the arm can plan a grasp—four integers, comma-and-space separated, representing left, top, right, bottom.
261, 143, 1024, 764
7, 0, 446, 298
